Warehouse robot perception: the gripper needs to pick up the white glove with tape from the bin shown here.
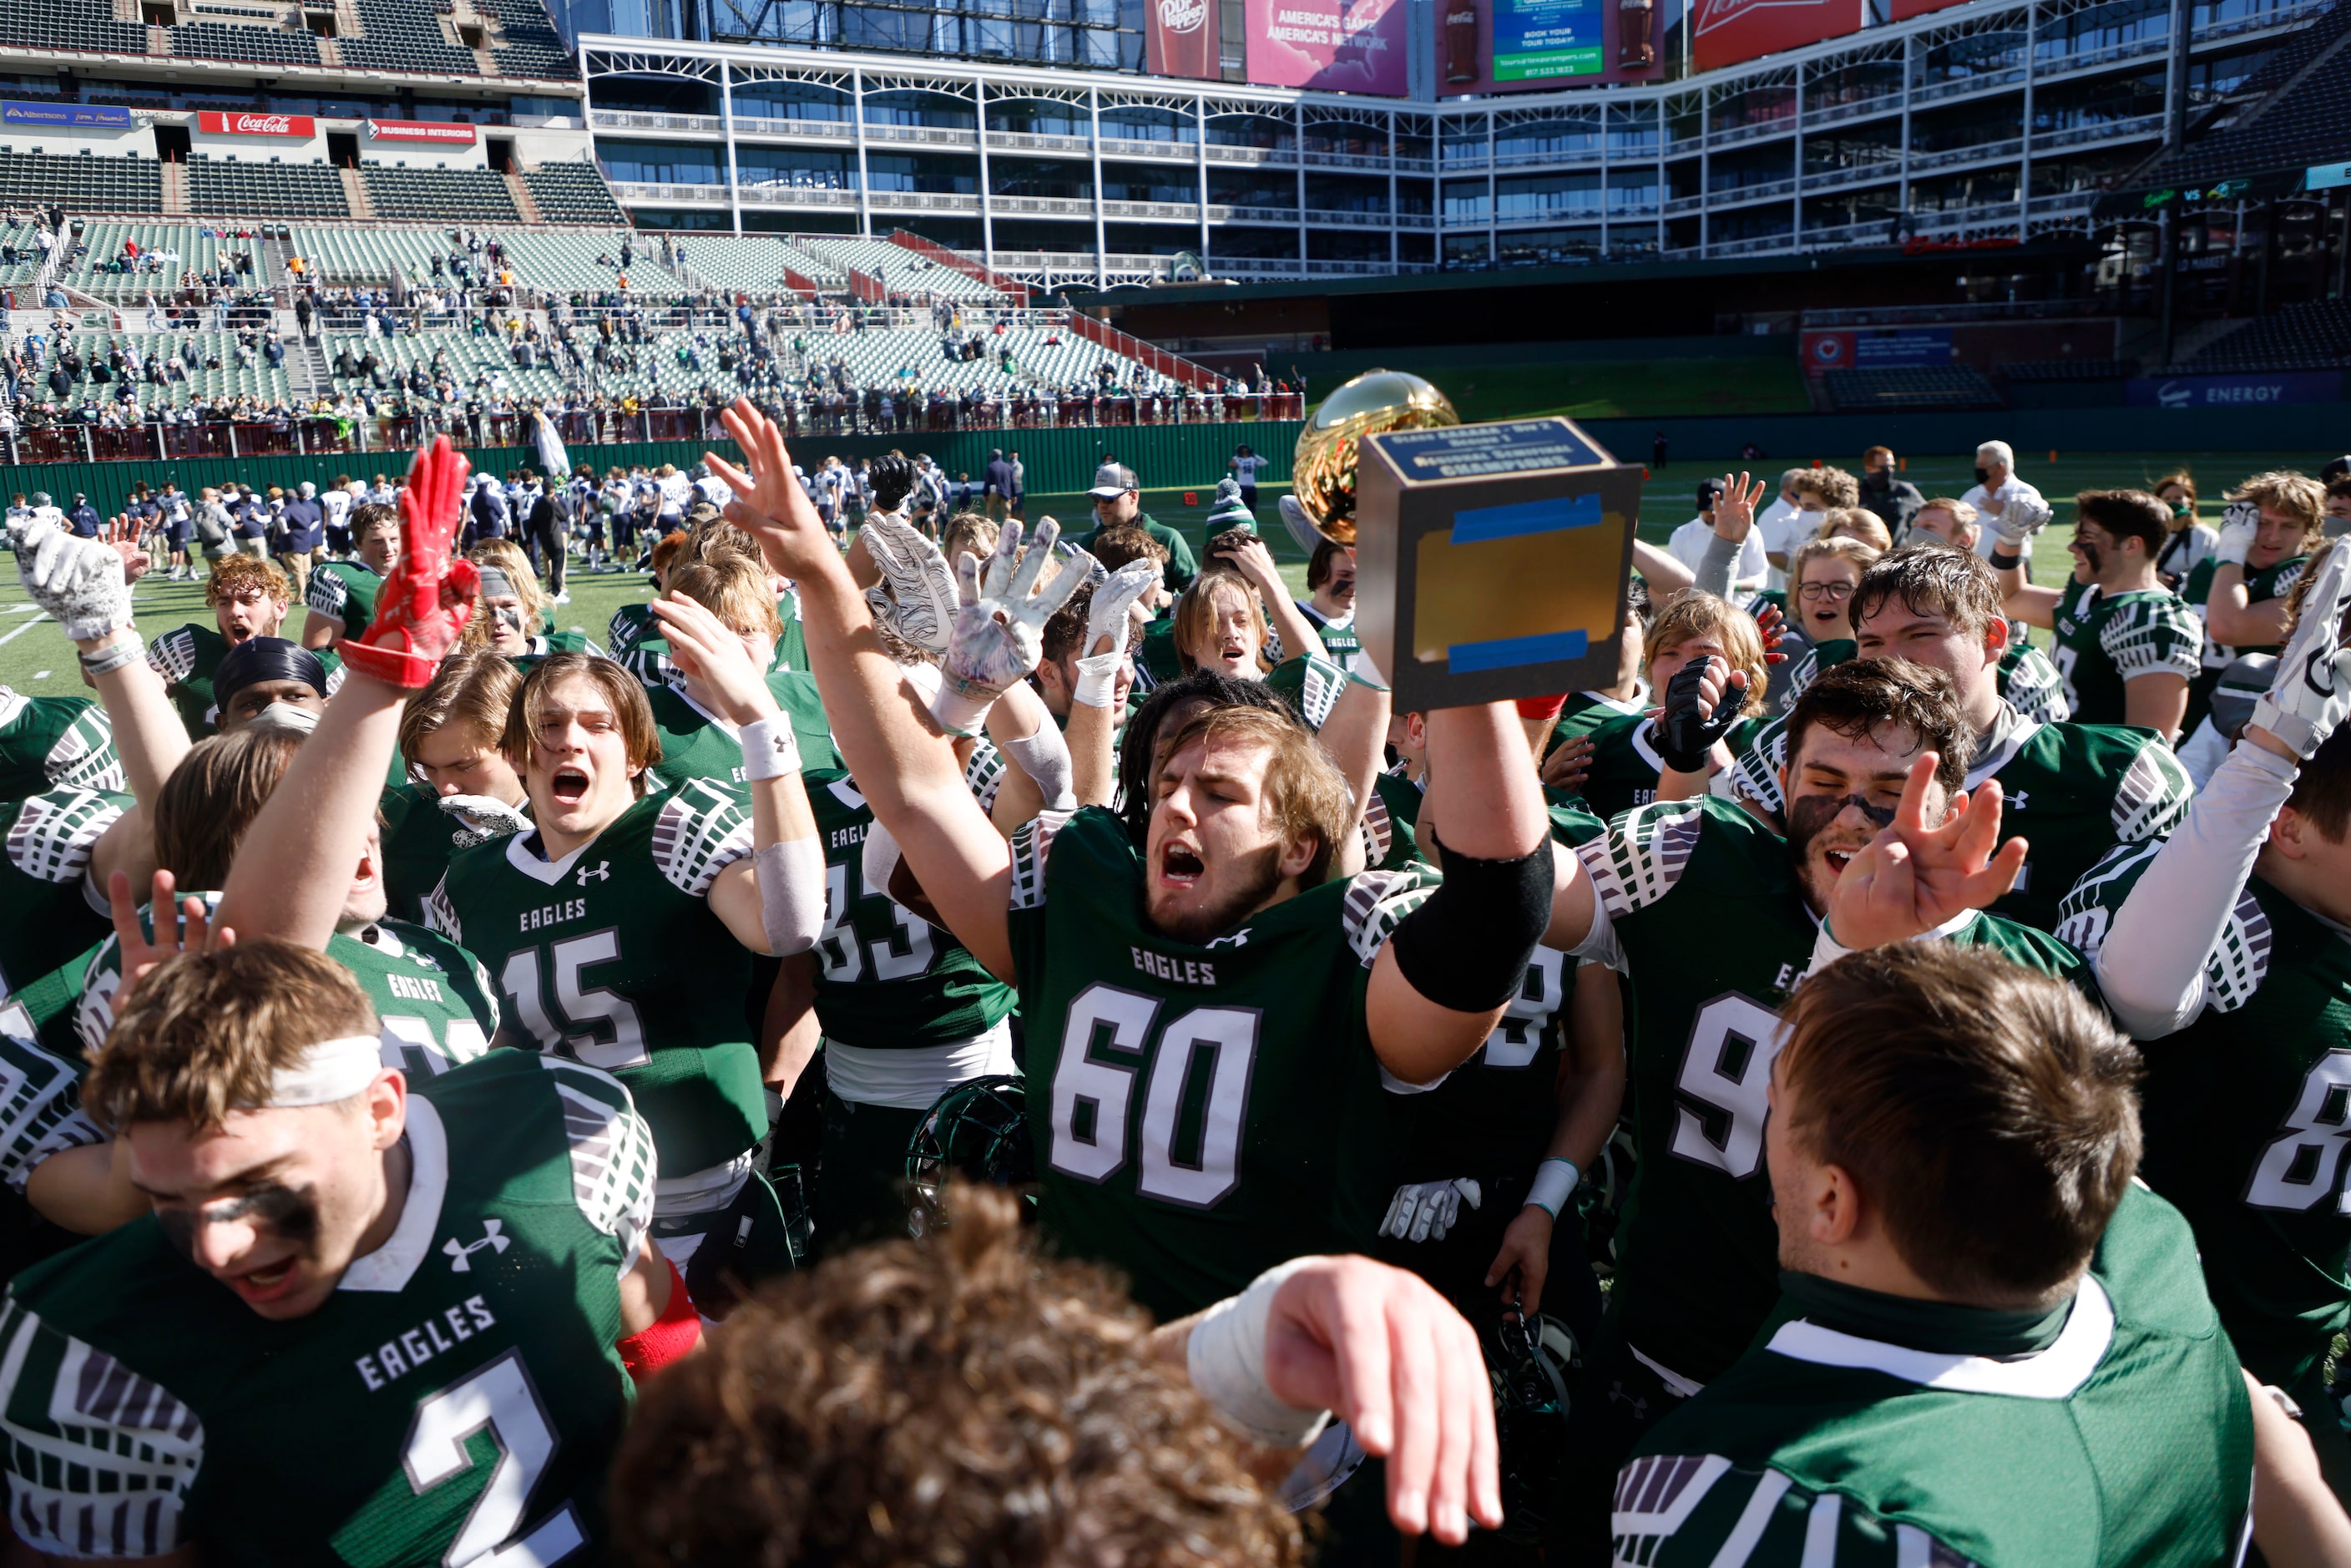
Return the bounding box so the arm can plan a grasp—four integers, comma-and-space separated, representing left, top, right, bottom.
1378, 1178, 1482, 1244
1992, 492, 2050, 554
2216, 498, 2260, 567
12, 515, 131, 642
1072, 556, 1160, 710
437, 794, 533, 837
932, 518, 1084, 737
2250, 543, 2351, 758
861, 513, 958, 655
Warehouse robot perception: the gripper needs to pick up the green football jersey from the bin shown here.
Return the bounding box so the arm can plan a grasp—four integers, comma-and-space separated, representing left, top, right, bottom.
0, 688, 121, 802
1297, 603, 1360, 671
1575, 712, 1670, 820
428, 781, 767, 1177
0, 788, 124, 1027
1135, 618, 1184, 689
0, 1050, 655, 1567
2181, 553, 2308, 736
1616, 1184, 2252, 1567
2058, 843, 2351, 1391
1997, 637, 2071, 724
805, 767, 1015, 1050
1005, 807, 1438, 1322
1575, 796, 2085, 1384
77, 902, 498, 1082
306, 558, 383, 632
1263, 650, 1348, 732
1545, 689, 1649, 761
1391, 801, 1603, 1181
378, 784, 529, 930
2048, 581, 2202, 728
1728, 713, 2189, 933
144, 621, 233, 736
607, 599, 654, 656
1358, 770, 1424, 873
645, 668, 842, 787
1771, 636, 1855, 716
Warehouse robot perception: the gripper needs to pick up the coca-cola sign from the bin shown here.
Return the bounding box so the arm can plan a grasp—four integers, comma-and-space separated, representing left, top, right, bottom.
366, 118, 478, 144
197, 111, 317, 137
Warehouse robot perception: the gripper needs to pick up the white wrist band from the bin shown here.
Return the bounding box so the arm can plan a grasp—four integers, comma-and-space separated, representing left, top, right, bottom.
1072, 650, 1124, 709
1525, 1158, 1580, 1220
755, 837, 827, 956
1186, 1257, 1332, 1449
930, 678, 997, 739
738, 715, 802, 781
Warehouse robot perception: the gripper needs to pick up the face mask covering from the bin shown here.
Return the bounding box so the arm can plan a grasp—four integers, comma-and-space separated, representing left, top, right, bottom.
1974, 467, 1991, 486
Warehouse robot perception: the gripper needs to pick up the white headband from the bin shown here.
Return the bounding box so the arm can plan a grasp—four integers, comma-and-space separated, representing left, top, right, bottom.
267, 1035, 385, 1108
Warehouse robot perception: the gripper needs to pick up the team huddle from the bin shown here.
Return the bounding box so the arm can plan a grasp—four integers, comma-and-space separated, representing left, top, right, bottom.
0, 407, 2345, 1565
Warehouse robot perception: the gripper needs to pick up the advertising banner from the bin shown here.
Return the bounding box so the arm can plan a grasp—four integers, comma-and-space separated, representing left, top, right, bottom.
1800, 327, 1955, 377
366, 119, 478, 144
1244, 0, 1409, 96
1, 101, 134, 129
197, 111, 317, 137
1438, 0, 1660, 94
2125, 372, 2343, 409
1492, 0, 1604, 80
1691, 0, 1862, 72
1145, 0, 1220, 78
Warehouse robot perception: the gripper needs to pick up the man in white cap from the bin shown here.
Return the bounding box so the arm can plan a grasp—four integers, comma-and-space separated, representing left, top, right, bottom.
1073, 460, 1196, 595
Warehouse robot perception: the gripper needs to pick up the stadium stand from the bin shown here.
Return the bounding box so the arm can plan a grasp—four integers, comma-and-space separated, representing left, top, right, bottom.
0, 152, 162, 217
478, 0, 575, 79
0, 0, 150, 58
336, 0, 482, 74
522, 164, 626, 225
36, 223, 229, 294
1820, 364, 2003, 410
40, 331, 295, 407
1996, 358, 2140, 382
291, 225, 455, 286
2128, 0, 2351, 186
2179, 298, 2351, 370
651, 235, 827, 293
165, 20, 324, 65
496, 230, 645, 290
361, 166, 521, 224
321, 328, 571, 401
795, 235, 1007, 301
189, 158, 350, 221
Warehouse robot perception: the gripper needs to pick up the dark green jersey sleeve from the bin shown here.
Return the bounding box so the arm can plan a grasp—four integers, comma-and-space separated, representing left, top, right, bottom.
0, 690, 121, 801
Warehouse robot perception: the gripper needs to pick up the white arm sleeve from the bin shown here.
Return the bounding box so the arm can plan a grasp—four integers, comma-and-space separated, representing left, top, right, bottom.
1693, 530, 1745, 603
754, 837, 827, 956
2094, 741, 2298, 1040
862, 814, 905, 905
997, 722, 1076, 812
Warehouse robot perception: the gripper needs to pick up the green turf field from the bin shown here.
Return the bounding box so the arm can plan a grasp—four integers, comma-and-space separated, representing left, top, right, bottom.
0, 448, 2313, 695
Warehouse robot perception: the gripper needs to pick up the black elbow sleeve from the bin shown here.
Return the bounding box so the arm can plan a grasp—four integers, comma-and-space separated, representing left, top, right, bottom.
1386, 837, 1554, 1014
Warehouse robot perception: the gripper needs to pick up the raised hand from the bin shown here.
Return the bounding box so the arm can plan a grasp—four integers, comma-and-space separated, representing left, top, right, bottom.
1825, 753, 2028, 948
1657, 654, 1746, 774
707, 397, 828, 582
1539, 732, 1596, 795
859, 513, 958, 655
1752, 599, 1790, 665
338, 436, 478, 688
652, 591, 780, 727
1711, 471, 1767, 544
436, 793, 531, 837
1994, 492, 2050, 552
1214, 530, 1286, 597
1086, 556, 1160, 658
2217, 498, 2261, 566
2248, 541, 2351, 758
932, 518, 1084, 736
104, 868, 233, 1018
12, 512, 132, 643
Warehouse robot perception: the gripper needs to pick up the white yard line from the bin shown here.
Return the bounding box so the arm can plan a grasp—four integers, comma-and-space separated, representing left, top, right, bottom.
0, 613, 52, 649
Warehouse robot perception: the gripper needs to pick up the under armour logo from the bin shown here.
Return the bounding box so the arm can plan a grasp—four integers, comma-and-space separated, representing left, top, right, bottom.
2007, 791, 2028, 810
442, 1220, 510, 1272
1206, 930, 1251, 949
576, 860, 611, 886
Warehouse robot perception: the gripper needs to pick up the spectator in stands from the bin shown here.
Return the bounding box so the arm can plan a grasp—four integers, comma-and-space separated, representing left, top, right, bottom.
1856, 445, 1923, 537
1960, 440, 2046, 564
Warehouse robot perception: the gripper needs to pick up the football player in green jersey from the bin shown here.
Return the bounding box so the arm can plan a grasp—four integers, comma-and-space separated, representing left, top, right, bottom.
468, 540, 599, 662
144, 553, 292, 737
1615, 943, 2260, 1566
208, 636, 330, 735
1992, 488, 2202, 739
0, 686, 122, 801
297, 499, 399, 651
2058, 546, 2351, 1495
382, 650, 533, 925
430, 638, 827, 1287
705, 398, 1555, 1324
1574, 589, 1771, 818
1540, 658, 2067, 1510
1726, 544, 2192, 933
2183, 470, 2324, 736
1295, 538, 1361, 673
0, 938, 691, 1566
646, 556, 842, 784
1540, 578, 1652, 766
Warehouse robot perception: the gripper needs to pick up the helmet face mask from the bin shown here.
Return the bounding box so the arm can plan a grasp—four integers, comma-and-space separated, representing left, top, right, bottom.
1487, 1302, 1580, 1546
904, 1075, 1034, 1237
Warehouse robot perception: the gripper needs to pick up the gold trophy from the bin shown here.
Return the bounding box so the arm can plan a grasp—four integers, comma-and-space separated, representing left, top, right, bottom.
1277, 369, 1461, 551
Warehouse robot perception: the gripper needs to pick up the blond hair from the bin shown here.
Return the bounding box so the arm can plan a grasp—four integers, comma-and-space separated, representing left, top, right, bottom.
398, 649, 522, 776
1158, 703, 1352, 887
1790, 535, 1883, 594
2228, 471, 2327, 553
203, 553, 291, 607
671, 555, 784, 640
1817, 508, 1893, 552
154, 727, 305, 888
464, 539, 549, 650
1171, 567, 1269, 675
1650, 590, 1768, 721
503, 651, 663, 791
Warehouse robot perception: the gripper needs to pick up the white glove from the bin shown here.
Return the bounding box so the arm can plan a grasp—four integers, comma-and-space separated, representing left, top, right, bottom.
1378, 1178, 1482, 1244
1072, 555, 1159, 709
932, 518, 1084, 737
2249, 543, 2351, 759
1992, 493, 2049, 553
860, 513, 958, 655
11, 515, 131, 643
437, 793, 533, 836
2216, 499, 2260, 567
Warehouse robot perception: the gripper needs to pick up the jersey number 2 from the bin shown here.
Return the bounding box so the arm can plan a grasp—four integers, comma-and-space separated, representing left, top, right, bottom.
398, 1349, 582, 1568
1046, 982, 1260, 1209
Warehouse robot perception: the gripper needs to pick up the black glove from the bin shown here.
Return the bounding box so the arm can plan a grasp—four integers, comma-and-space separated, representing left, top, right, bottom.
1658, 658, 1739, 774
868, 453, 917, 513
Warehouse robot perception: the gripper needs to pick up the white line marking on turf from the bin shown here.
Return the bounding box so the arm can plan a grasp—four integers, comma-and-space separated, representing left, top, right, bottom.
0, 614, 53, 648
29, 670, 48, 680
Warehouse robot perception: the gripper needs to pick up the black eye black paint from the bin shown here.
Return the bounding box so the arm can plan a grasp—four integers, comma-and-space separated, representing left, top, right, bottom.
155, 1180, 321, 1262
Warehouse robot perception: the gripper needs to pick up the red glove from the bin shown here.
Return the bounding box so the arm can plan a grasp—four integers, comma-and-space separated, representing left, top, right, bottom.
1514, 692, 1570, 724
336, 436, 480, 689
1752, 601, 1790, 665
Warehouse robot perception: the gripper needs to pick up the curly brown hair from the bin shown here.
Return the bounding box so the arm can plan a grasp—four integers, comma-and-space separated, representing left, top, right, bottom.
609, 1186, 1307, 1568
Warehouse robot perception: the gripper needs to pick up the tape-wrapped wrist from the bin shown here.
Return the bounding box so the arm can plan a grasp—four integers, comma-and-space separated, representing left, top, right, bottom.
1072, 650, 1125, 709
1186, 1257, 1331, 1449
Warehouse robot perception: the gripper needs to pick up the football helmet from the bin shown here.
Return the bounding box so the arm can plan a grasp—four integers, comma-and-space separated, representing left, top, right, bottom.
904, 1074, 1033, 1236
1579, 1124, 1637, 1277
1486, 1291, 1580, 1545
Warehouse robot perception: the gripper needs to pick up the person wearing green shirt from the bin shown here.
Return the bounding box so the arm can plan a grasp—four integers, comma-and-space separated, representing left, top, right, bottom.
296, 498, 399, 652
146, 554, 293, 738
1612, 943, 2256, 1567
1075, 461, 1196, 596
